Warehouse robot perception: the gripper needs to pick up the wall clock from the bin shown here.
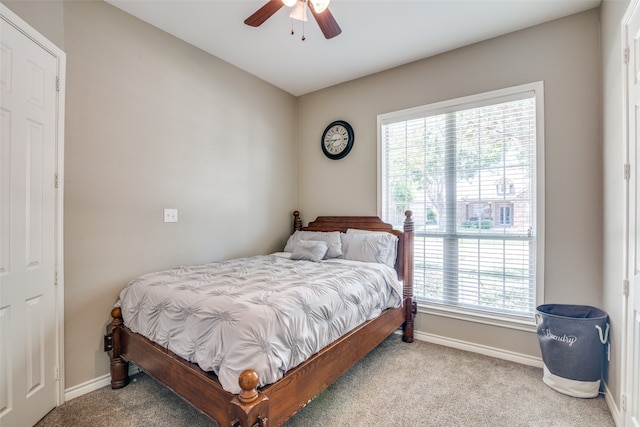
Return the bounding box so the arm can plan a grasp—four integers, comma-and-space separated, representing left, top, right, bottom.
321, 120, 354, 160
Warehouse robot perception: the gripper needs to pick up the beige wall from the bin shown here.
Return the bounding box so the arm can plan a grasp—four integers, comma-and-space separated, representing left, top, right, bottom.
601, 0, 630, 414
298, 9, 602, 358
3, 0, 298, 388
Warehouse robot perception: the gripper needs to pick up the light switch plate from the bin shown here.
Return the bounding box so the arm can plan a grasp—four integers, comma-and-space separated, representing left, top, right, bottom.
163, 208, 178, 223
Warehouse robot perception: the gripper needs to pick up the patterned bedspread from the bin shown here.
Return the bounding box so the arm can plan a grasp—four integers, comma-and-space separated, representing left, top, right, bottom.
117, 253, 402, 393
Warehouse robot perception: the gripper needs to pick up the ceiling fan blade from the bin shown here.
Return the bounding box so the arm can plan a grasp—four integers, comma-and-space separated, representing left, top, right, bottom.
244, 0, 284, 27
308, 4, 342, 39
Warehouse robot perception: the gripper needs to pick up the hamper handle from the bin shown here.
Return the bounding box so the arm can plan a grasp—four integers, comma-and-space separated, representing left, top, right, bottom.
595, 323, 610, 344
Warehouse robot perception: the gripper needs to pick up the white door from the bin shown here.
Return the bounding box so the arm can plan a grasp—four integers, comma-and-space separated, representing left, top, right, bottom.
0, 5, 65, 427
625, 1, 640, 425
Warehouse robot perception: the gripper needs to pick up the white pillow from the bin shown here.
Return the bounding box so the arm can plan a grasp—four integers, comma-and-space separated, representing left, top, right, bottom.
284, 231, 342, 259
290, 240, 329, 262
341, 233, 393, 265
345, 229, 398, 267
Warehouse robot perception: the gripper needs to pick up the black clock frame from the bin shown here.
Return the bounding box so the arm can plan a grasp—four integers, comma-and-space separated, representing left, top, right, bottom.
321, 120, 354, 160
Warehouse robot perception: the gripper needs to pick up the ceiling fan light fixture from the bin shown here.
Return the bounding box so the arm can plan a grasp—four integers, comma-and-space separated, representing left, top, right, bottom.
289, 1, 308, 22
311, 0, 330, 13
282, 0, 297, 7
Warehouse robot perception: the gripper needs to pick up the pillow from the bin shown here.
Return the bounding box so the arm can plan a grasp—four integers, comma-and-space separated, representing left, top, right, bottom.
284, 231, 342, 259
341, 233, 394, 265
345, 229, 398, 267
289, 240, 329, 262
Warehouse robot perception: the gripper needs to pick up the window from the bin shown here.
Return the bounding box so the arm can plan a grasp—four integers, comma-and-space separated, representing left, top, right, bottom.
496, 178, 515, 196
499, 206, 512, 226
378, 82, 544, 321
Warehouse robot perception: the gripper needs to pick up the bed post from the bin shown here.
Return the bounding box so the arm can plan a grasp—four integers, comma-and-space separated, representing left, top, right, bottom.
402, 210, 416, 343
293, 210, 302, 231
105, 307, 130, 389
229, 370, 270, 427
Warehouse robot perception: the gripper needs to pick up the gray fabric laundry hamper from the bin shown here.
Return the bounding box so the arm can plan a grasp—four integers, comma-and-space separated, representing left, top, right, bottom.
535, 304, 609, 398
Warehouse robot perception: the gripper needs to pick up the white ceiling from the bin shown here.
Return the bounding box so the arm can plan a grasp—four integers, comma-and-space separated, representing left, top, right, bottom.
106, 0, 600, 96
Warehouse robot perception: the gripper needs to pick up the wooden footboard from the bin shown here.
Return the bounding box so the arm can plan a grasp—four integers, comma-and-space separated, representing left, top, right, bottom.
105, 211, 415, 427
106, 304, 406, 426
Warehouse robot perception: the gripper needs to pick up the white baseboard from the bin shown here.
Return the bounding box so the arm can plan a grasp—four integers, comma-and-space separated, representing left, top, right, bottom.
64, 364, 140, 402
411, 329, 544, 368
603, 382, 622, 426
64, 373, 111, 401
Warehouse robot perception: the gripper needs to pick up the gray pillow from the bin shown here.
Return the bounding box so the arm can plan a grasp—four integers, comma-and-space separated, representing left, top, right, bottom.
345, 229, 398, 267
341, 233, 392, 265
284, 231, 342, 258
290, 240, 329, 262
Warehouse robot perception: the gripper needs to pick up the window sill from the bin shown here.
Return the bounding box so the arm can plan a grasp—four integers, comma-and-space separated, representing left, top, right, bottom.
416, 301, 538, 333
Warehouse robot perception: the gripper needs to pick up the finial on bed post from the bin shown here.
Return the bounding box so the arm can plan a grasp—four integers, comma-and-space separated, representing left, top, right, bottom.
229, 370, 270, 427
293, 210, 302, 231
402, 211, 416, 343
106, 307, 130, 388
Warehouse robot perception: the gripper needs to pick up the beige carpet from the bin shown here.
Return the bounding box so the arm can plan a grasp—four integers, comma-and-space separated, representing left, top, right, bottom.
36, 334, 614, 426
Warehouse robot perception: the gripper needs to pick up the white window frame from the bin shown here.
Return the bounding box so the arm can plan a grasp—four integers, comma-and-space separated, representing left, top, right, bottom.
377, 82, 545, 330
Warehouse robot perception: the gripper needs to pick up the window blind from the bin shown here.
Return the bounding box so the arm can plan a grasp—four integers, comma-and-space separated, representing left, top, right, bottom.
379, 84, 542, 318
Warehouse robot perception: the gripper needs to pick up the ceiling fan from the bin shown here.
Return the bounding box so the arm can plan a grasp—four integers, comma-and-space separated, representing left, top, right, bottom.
244, 0, 342, 40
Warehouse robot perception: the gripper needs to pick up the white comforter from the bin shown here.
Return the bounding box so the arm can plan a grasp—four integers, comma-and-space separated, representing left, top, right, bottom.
117, 253, 402, 393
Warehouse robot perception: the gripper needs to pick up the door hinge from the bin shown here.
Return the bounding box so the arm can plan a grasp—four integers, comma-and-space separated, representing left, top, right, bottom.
624, 47, 630, 65
621, 393, 627, 411
55, 173, 59, 188
623, 279, 630, 297
56, 77, 60, 92
54, 271, 58, 286
55, 366, 60, 381
624, 163, 631, 181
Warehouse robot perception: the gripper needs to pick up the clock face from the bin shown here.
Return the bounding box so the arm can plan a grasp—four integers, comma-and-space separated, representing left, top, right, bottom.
321, 121, 354, 160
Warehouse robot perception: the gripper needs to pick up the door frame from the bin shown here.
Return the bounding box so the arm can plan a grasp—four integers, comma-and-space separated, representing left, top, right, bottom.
623, 0, 640, 425
0, 3, 66, 406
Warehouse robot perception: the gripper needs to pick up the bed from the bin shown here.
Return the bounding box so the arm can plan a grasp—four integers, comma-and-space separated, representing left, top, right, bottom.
104, 210, 415, 427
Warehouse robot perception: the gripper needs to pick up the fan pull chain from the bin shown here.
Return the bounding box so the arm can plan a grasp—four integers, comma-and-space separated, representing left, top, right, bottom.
290, 19, 306, 41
